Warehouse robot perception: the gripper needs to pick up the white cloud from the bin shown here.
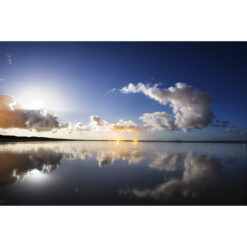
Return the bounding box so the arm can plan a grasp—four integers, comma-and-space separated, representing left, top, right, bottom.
111, 119, 141, 132
90, 115, 110, 130
56, 121, 89, 134
121, 82, 214, 131
90, 115, 141, 132
75, 122, 89, 131
140, 112, 176, 131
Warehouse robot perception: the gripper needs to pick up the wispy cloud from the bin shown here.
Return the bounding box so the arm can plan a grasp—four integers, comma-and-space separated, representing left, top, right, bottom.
107, 88, 117, 94
5, 54, 12, 65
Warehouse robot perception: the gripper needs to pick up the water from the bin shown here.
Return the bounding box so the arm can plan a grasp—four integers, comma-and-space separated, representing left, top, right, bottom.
0, 141, 246, 205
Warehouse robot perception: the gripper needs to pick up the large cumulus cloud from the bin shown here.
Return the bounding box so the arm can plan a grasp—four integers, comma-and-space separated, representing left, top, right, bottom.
121, 82, 214, 131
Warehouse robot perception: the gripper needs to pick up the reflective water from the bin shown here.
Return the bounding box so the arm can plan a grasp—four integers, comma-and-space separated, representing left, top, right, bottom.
0, 141, 246, 205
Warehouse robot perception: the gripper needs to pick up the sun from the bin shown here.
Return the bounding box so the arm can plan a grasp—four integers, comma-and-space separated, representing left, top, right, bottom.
24, 99, 46, 110
11, 82, 69, 112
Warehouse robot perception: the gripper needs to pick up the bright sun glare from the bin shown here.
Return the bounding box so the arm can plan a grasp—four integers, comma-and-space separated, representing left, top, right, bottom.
24, 99, 46, 110
17, 88, 50, 110
13, 83, 68, 112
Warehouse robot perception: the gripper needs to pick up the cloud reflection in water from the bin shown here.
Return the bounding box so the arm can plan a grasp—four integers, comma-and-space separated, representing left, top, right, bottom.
0, 141, 244, 204
0, 142, 147, 186
129, 153, 222, 200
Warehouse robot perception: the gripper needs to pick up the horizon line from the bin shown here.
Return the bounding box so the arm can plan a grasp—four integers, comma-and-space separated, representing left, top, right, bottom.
0, 134, 247, 143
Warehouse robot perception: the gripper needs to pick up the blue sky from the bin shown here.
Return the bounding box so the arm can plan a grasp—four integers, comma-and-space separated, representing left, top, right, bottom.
0, 42, 246, 140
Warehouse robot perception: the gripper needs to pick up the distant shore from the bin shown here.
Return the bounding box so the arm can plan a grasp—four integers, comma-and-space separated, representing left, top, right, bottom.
0, 135, 247, 143
0, 135, 70, 142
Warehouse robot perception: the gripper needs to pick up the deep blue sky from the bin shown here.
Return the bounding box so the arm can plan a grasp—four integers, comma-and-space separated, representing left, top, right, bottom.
0, 42, 247, 140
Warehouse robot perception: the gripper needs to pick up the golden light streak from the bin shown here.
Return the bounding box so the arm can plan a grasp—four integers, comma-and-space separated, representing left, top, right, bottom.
133, 138, 139, 147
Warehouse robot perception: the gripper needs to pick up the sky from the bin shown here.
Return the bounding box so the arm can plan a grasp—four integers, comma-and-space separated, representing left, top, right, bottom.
0, 42, 247, 140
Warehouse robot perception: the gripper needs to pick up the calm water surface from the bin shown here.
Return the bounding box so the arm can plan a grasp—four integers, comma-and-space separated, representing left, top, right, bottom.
0, 141, 246, 205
